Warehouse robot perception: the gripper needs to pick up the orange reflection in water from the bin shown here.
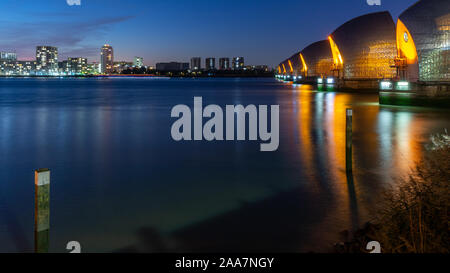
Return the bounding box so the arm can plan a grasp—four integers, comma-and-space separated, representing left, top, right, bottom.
324, 93, 353, 207
286, 87, 431, 250
294, 85, 315, 187
377, 110, 424, 180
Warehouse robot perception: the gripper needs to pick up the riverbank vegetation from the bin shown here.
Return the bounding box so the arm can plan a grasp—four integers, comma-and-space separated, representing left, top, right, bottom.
374, 131, 450, 253
335, 131, 449, 253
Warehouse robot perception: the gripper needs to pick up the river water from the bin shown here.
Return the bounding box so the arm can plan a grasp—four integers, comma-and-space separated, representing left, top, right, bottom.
0, 78, 448, 253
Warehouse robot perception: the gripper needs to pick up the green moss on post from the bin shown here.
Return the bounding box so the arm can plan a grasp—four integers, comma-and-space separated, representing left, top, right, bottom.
35, 169, 50, 253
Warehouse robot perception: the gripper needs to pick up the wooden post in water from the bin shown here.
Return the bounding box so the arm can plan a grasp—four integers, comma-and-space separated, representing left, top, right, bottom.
346, 109, 353, 174
35, 168, 50, 253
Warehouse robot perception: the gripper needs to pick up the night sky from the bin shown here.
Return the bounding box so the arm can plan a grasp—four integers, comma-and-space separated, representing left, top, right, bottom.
0, 0, 418, 67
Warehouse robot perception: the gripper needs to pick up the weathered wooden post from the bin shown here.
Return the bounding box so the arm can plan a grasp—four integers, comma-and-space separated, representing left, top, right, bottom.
346, 109, 353, 174
35, 168, 50, 253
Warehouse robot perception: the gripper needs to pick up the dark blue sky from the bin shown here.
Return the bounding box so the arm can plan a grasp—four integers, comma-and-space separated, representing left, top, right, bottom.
0, 0, 418, 67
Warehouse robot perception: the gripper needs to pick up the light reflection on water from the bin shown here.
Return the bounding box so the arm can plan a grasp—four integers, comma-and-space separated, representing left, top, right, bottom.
0, 78, 448, 253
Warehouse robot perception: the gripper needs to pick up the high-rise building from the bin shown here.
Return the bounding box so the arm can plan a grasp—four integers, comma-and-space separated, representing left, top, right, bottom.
134, 56, 144, 67
101, 44, 114, 74
190, 57, 201, 71
0, 52, 17, 61
36, 46, 58, 74
219, 58, 230, 70
205, 58, 215, 70
232, 57, 244, 70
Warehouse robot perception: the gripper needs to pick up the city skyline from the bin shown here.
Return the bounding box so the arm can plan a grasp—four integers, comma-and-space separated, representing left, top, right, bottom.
0, 0, 418, 67
1, 44, 265, 75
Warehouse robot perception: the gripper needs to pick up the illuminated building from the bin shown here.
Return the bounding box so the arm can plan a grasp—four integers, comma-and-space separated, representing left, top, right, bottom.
328, 11, 397, 79
397, 0, 449, 82
0, 52, 17, 61
190, 57, 201, 71
0, 60, 36, 75
101, 44, 114, 74
252, 65, 269, 72
134, 56, 144, 67
219, 58, 230, 70
113, 61, 133, 73
87, 62, 101, 74
36, 46, 58, 74
205, 58, 216, 70
232, 57, 244, 70
66, 57, 88, 75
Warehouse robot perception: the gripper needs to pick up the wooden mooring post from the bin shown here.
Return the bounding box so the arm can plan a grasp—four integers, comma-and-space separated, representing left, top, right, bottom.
346, 109, 353, 174
35, 168, 50, 253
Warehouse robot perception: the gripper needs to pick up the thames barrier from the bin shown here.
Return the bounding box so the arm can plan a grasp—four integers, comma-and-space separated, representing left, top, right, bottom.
276, 0, 449, 107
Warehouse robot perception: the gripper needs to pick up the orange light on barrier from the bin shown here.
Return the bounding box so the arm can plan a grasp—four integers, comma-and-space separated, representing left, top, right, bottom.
328, 36, 343, 66
396, 19, 418, 64
282, 63, 287, 74
288, 60, 294, 73
299, 53, 308, 74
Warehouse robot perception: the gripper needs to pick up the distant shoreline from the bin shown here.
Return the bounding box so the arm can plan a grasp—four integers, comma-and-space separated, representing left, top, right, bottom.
0, 74, 274, 79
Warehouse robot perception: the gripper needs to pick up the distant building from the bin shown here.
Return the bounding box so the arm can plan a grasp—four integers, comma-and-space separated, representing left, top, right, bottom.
232, 57, 244, 70
101, 44, 114, 74
190, 57, 201, 70
18, 61, 36, 75
0, 60, 36, 75
134, 56, 144, 67
219, 58, 230, 70
246, 65, 269, 72
36, 46, 58, 74
67, 57, 88, 75
0, 52, 17, 61
88, 62, 101, 74
156, 62, 189, 71
113, 61, 133, 73
205, 58, 215, 70
59, 60, 68, 73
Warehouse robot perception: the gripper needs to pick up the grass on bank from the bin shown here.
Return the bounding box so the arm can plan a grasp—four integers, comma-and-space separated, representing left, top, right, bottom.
334, 130, 449, 253
374, 130, 450, 253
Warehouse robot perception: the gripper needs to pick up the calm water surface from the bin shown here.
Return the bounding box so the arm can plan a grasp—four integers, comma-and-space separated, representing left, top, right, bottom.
0, 78, 448, 253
